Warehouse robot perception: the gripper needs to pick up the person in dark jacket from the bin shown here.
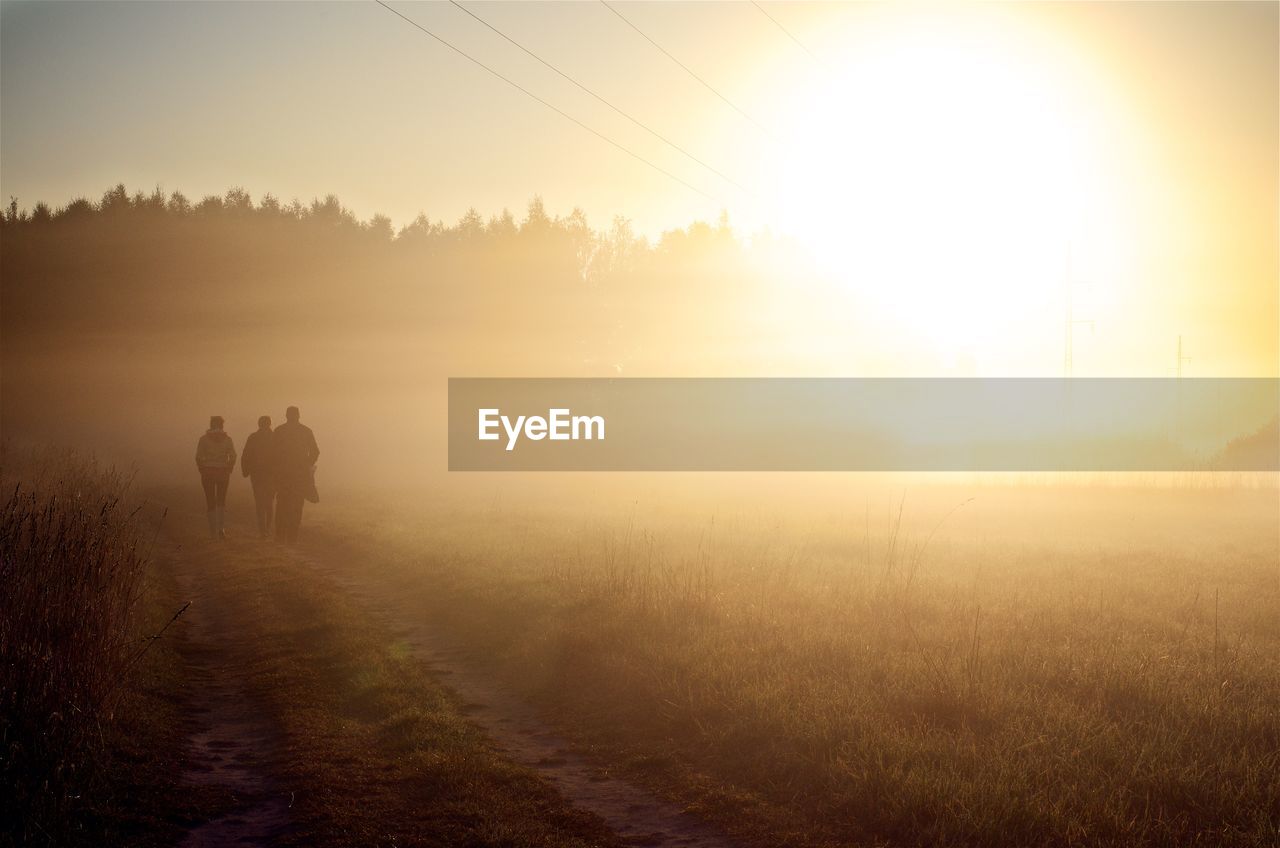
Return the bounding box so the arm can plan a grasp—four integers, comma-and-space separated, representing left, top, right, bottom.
273, 406, 319, 543
195, 415, 237, 540
241, 415, 276, 539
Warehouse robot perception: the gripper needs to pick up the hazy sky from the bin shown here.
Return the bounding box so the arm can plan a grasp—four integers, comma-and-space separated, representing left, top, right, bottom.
2, 1, 1276, 374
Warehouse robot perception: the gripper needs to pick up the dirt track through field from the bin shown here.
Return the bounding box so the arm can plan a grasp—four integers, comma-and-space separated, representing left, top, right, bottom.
295, 547, 737, 848
171, 543, 293, 847
163, 511, 734, 848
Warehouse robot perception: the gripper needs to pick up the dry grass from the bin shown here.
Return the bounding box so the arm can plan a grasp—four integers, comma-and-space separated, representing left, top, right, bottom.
320, 481, 1280, 847
0, 447, 176, 845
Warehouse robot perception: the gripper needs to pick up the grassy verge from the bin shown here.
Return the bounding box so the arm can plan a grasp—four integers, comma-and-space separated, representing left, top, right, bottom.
0, 450, 196, 846
309, 486, 1280, 848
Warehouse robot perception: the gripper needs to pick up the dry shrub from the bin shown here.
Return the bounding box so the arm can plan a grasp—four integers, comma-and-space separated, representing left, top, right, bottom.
0, 446, 157, 844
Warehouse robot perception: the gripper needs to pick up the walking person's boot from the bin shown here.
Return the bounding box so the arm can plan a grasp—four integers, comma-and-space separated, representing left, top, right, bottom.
206, 510, 218, 540
215, 507, 226, 540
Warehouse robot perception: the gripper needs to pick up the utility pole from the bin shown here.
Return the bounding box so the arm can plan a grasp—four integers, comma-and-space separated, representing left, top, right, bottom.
1174, 335, 1193, 450
1064, 245, 1094, 378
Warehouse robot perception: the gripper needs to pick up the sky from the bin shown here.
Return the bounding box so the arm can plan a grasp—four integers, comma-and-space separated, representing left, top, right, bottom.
1, 1, 1276, 375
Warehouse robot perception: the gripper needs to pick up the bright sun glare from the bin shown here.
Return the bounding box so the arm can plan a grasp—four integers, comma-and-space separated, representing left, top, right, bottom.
768, 9, 1126, 366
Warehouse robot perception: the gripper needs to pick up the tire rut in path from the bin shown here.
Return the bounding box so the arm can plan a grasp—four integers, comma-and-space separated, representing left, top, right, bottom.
172, 545, 292, 848
297, 548, 739, 848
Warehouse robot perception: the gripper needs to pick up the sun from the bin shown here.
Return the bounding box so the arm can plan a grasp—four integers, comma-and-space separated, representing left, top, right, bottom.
766, 8, 1121, 368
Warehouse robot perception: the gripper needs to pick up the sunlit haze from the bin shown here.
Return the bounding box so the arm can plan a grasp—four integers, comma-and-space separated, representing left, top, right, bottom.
3, 1, 1276, 375
3, 3, 1279, 846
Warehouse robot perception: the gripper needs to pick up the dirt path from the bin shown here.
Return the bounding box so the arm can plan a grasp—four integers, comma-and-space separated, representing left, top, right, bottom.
295, 548, 737, 848
169, 541, 293, 847
156, 509, 735, 848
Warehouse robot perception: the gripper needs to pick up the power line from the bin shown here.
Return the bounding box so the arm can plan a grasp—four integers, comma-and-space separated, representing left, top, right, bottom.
448, 0, 753, 198
599, 0, 776, 140
750, 1, 829, 74
373, 0, 718, 202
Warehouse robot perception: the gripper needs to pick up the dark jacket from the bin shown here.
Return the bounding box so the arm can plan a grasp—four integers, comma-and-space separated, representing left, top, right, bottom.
241, 428, 276, 480
273, 421, 320, 490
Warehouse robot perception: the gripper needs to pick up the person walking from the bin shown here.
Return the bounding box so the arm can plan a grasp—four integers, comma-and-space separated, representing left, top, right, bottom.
273, 406, 319, 543
195, 415, 237, 539
241, 415, 276, 538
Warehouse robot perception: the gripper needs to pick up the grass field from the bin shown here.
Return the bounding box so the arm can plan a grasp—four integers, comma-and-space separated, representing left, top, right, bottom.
313, 478, 1280, 847
7, 457, 1277, 846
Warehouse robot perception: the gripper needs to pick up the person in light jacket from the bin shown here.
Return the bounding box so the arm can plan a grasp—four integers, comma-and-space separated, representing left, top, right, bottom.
241, 415, 276, 539
195, 415, 237, 539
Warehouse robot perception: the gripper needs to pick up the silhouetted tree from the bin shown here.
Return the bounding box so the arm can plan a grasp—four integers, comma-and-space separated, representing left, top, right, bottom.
366, 213, 394, 242
224, 187, 253, 215
167, 191, 191, 216
458, 208, 484, 240
195, 195, 224, 216
488, 208, 517, 240
100, 184, 129, 215
522, 195, 551, 236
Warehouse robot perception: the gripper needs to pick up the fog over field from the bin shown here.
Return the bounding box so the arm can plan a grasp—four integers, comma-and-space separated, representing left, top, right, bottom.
2, 1, 1277, 846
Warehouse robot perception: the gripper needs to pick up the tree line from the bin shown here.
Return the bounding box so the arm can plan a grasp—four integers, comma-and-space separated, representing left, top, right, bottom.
1, 184, 757, 283
1, 183, 818, 378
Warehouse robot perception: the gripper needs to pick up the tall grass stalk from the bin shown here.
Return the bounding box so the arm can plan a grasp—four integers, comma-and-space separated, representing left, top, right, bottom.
0, 448, 162, 844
